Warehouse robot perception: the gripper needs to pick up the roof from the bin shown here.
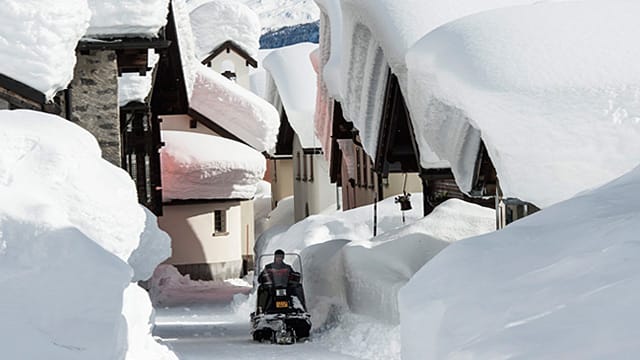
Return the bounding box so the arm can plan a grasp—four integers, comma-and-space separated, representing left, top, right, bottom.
263, 42, 319, 150
85, 0, 170, 39
202, 40, 258, 68
189, 0, 261, 62
406, 0, 640, 207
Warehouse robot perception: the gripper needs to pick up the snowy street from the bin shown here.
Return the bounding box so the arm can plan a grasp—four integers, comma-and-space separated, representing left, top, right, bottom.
153, 289, 357, 360
3, 0, 640, 359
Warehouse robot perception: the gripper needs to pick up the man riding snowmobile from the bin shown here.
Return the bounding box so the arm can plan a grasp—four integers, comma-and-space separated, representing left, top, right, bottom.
251, 250, 311, 344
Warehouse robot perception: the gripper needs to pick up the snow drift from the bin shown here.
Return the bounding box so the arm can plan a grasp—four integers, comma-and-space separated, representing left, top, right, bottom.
0, 110, 175, 360
400, 164, 640, 359
256, 194, 495, 359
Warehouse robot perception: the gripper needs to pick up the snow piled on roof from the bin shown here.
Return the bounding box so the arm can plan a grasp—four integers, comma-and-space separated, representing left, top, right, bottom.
263, 42, 319, 149
400, 164, 640, 359
173, 0, 199, 100
85, 0, 169, 38
406, 0, 640, 207
160, 130, 266, 201
0, 0, 90, 100
189, 0, 261, 60
190, 65, 280, 153
238, 0, 319, 32
0, 110, 174, 359
315, 0, 560, 164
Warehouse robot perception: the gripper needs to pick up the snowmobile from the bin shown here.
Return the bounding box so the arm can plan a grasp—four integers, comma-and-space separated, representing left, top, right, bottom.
250, 253, 311, 344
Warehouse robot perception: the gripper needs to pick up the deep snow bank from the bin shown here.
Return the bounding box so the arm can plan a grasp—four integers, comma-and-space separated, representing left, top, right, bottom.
0, 110, 175, 360
256, 194, 495, 360
400, 164, 640, 359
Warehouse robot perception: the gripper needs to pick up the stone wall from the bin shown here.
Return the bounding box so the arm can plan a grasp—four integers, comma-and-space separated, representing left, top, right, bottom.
70, 50, 121, 166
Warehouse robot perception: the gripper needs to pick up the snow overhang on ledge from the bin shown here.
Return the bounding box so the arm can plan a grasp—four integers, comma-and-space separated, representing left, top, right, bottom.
161, 130, 266, 201
406, 0, 640, 208
0, 0, 90, 101
85, 0, 170, 39
263, 42, 320, 150
189, 65, 280, 153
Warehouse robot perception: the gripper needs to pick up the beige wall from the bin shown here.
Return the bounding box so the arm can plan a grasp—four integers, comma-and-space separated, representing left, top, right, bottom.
240, 199, 255, 257
159, 201, 242, 266
210, 52, 251, 90
292, 134, 337, 221
383, 173, 422, 199
268, 158, 294, 208
160, 114, 223, 136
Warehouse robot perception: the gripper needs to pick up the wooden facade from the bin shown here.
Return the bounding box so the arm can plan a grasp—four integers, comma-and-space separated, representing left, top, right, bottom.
120, 101, 164, 215
0, 73, 60, 114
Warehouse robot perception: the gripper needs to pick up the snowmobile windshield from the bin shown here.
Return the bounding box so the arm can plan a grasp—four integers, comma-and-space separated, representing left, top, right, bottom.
268, 267, 290, 287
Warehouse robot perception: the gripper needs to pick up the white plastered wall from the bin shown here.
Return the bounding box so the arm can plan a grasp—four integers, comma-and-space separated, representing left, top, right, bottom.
210, 51, 251, 90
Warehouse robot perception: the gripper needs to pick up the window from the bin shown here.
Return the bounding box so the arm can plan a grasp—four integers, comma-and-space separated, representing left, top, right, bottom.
309, 155, 314, 182
303, 154, 308, 181
363, 156, 368, 188
213, 210, 227, 236
356, 148, 361, 187
296, 152, 301, 180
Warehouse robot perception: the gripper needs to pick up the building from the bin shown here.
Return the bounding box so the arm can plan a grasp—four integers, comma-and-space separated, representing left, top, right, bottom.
263, 43, 337, 221
151, 0, 279, 278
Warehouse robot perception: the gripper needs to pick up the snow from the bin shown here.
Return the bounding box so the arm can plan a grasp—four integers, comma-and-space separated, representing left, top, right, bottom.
190, 65, 280, 153
255, 195, 296, 242
406, 0, 640, 207
118, 51, 160, 107
0, 0, 90, 100
248, 48, 277, 99
0, 110, 175, 359
149, 264, 252, 306
151, 194, 493, 359
399, 163, 640, 359
122, 284, 178, 360
316, 0, 567, 165
263, 42, 320, 149
160, 130, 266, 201
256, 194, 495, 356
173, 0, 199, 100
85, 0, 169, 38
189, 0, 261, 60
237, 0, 319, 32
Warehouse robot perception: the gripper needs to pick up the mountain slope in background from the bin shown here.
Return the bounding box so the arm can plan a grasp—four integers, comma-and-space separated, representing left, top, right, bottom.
259, 21, 318, 48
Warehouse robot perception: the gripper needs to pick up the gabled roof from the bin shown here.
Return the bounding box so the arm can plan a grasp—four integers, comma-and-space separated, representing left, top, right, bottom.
202, 40, 258, 68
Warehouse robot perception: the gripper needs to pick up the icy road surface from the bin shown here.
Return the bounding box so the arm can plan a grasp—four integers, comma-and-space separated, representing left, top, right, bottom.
153, 297, 357, 359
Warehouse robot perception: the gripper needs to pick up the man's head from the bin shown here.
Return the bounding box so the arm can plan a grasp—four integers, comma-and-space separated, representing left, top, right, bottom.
274, 249, 285, 264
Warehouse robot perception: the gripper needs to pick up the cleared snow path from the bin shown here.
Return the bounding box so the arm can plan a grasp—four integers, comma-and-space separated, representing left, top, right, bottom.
152, 288, 357, 359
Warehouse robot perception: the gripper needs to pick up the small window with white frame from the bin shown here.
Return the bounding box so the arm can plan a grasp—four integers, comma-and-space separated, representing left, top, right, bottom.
213, 210, 228, 236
